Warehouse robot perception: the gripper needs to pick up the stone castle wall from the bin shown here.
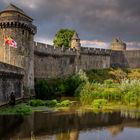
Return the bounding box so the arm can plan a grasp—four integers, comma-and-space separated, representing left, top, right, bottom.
111, 50, 140, 68
34, 42, 111, 79
0, 62, 24, 105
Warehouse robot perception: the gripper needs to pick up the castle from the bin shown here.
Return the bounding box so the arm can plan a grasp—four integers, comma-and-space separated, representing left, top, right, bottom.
0, 4, 140, 105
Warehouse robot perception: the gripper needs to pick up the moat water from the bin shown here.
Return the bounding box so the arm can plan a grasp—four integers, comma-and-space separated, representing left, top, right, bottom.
0, 109, 140, 140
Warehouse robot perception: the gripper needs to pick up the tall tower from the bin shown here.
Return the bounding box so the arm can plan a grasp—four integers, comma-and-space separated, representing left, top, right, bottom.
71, 32, 81, 50
111, 38, 126, 51
0, 4, 37, 94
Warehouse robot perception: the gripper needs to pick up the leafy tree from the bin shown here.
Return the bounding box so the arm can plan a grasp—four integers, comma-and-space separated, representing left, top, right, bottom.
53, 29, 75, 48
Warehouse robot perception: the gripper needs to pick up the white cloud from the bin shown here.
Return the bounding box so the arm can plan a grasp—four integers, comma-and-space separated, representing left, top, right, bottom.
81, 40, 110, 49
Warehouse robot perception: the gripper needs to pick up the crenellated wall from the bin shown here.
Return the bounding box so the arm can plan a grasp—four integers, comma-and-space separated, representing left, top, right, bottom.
34, 42, 111, 79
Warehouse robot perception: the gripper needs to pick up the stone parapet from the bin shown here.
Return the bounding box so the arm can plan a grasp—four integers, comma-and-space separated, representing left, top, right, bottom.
34, 42, 111, 56
80, 47, 111, 55
34, 42, 77, 56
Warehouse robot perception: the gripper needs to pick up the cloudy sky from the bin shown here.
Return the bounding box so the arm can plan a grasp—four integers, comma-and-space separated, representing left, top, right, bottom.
0, 0, 140, 49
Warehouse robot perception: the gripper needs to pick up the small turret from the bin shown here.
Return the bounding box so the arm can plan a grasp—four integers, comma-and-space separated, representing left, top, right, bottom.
111, 37, 126, 51
71, 32, 81, 50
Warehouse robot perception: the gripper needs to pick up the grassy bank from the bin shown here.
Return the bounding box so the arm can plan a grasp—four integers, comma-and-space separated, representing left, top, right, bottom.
0, 99, 74, 115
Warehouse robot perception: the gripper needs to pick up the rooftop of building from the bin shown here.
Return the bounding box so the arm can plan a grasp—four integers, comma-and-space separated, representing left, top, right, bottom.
72, 32, 80, 40
0, 3, 32, 20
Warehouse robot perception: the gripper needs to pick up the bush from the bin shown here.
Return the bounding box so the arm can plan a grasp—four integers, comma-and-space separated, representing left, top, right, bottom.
16, 105, 32, 115
65, 69, 89, 96
29, 100, 45, 107
58, 100, 71, 107
86, 69, 111, 83
92, 99, 107, 109
0, 104, 32, 115
128, 70, 140, 80
35, 80, 50, 99
109, 68, 127, 83
124, 91, 137, 105
79, 78, 140, 106
45, 99, 58, 107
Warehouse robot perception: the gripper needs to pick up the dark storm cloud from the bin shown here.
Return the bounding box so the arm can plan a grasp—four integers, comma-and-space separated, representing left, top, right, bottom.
0, 0, 140, 48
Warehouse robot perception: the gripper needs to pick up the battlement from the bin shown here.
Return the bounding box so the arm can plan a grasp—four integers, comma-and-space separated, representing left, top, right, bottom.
34, 42, 77, 56
80, 47, 111, 55
34, 42, 111, 56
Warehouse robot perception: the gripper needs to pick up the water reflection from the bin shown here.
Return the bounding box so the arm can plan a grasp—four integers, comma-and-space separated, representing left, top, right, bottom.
0, 109, 140, 140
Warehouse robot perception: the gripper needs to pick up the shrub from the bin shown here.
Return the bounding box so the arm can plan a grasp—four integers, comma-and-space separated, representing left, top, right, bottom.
45, 99, 58, 107
64, 69, 89, 96
35, 80, 50, 99
29, 99, 45, 107
109, 68, 127, 83
0, 104, 32, 115
58, 100, 71, 107
102, 87, 121, 101
79, 82, 103, 105
92, 99, 107, 109
128, 70, 140, 80
124, 91, 137, 105
16, 105, 32, 115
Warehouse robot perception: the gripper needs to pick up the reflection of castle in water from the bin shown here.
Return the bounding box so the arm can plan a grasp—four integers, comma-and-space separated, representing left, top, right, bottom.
0, 110, 140, 139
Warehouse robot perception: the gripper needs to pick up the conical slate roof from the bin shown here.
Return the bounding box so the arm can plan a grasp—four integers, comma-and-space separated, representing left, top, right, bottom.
1, 3, 32, 19
72, 32, 80, 40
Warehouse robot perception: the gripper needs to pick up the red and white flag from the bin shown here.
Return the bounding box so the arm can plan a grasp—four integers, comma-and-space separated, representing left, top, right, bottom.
4, 36, 17, 48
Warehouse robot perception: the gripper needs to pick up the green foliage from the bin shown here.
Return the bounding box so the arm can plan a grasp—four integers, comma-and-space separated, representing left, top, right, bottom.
86, 69, 111, 83
53, 29, 75, 48
29, 99, 71, 107
58, 100, 71, 107
79, 78, 140, 106
35, 70, 89, 98
35, 79, 66, 99
29, 99, 45, 107
109, 68, 127, 83
65, 69, 89, 96
15, 105, 32, 115
45, 99, 58, 107
128, 69, 140, 80
0, 104, 32, 115
35, 80, 50, 99
92, 99, 107, 109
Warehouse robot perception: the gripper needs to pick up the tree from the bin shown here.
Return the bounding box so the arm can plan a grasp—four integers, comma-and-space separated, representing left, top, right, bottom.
53, 29, 75, 48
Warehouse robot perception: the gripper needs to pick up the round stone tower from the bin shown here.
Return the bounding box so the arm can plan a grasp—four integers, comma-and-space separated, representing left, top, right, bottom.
0, 4, 37, 94
111, 38, 126, 51
71, 32, 81, 50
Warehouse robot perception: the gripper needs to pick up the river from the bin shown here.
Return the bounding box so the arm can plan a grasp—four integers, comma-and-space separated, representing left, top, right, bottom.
0, 109, 140, 140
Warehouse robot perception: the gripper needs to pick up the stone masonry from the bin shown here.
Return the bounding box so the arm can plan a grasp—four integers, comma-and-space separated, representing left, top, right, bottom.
0, 4, 140, 104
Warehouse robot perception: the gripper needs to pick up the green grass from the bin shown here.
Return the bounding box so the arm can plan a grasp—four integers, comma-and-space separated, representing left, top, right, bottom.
0, 103, 32, 115
0, 99, 73, 115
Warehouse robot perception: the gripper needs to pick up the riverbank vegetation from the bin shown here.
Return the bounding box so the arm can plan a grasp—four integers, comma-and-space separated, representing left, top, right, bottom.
34, 68, 140, 111
0, 99, 73, 115
78, 68, 140, 110
1, 68, 140, 115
